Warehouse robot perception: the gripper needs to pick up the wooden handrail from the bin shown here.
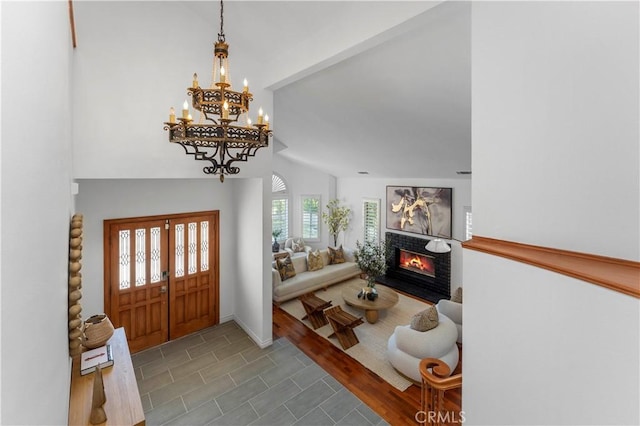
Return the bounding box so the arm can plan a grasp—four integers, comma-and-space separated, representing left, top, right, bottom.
420, 359, 462, 391
419, 358, 462, 425
463, 236, 640, 298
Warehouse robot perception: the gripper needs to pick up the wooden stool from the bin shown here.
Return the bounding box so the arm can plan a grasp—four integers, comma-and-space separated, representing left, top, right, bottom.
299, 293, 332, 329
324, 306, 363, 350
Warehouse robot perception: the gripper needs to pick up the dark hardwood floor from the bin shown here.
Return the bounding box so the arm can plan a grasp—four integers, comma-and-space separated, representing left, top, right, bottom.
273, 303, 462, 426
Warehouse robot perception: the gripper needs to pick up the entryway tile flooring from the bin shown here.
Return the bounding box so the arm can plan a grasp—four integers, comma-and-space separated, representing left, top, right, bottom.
132, 321, 387, 425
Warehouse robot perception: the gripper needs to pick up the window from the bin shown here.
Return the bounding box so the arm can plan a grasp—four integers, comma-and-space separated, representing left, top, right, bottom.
301, 195, 321, 241
272, 174, 289, 241
363, 198, 381, 244
463, 206, 472, 241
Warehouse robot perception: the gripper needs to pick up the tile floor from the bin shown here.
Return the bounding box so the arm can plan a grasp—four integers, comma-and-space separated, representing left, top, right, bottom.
132, 320, 387, 425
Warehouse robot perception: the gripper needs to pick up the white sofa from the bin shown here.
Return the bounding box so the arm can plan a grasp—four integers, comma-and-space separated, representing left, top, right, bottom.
272, 248, 361, 303
387, 313, 459, 382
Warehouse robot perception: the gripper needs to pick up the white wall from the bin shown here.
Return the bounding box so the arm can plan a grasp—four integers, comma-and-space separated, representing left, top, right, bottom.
339, 177, 471, 289
231, 177, 273, 347
471, 1, 640, 261
465, 2, 640, 424
1, 2, 74, 424
72, 1, 272, 180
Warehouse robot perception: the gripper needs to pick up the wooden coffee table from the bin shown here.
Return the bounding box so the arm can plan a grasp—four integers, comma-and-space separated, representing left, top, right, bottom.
341, 282, 399, 324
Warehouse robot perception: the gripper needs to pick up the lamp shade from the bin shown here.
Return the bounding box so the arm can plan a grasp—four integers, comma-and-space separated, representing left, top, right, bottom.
425, 238, 451, 253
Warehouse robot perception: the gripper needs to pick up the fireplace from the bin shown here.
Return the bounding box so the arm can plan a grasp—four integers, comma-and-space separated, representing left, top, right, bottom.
377, 232, 451, 303
398, 250, 435, 277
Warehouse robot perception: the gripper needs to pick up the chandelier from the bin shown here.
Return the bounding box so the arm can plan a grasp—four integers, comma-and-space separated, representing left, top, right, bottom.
164, 0, 271, 182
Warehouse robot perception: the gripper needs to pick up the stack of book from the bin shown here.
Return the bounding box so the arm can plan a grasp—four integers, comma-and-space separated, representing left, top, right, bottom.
80, 344, 114, 375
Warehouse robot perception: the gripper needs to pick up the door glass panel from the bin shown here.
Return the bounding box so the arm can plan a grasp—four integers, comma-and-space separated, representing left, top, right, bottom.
201, 221, 209, 271
150, 227, 161, 283
175, 224, 185, 277
119, 230, 131, 290
188, 222, 197, 274
135, 228, 146, 286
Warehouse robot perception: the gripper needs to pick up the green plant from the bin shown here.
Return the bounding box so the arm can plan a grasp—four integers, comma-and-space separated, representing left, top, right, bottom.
354, 240, 390, 288
321, 199, 351, 246
272, 229, 282, 243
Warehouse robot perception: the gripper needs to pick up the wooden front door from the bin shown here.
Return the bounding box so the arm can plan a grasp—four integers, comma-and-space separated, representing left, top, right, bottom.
104, 211, 219, 353
168, 213, 218, 340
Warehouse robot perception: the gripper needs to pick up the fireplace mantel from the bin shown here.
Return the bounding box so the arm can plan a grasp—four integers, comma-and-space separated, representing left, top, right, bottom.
377, 232, 451, 303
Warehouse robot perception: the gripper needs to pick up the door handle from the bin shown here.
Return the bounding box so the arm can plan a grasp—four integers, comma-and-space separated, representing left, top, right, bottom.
160, 285, 167, 294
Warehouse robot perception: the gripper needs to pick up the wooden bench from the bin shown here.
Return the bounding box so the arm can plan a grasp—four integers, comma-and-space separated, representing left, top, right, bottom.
299, 292, 332, 329
325, 306, 364, 350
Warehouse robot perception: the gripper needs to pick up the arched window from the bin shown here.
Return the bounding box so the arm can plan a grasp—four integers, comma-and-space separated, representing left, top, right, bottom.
272, 174, 289, 241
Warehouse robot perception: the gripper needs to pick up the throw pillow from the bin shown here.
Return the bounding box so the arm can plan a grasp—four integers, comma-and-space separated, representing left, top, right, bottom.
410, 306, 439, 332
292, 238, 306, 253
307, 250, 324, 271
276, 256, 296, 281
328, 245, 346, 265
450, 287, 463, 303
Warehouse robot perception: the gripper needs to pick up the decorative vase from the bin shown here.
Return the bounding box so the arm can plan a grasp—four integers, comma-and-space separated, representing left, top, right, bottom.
357, 286, 379, 301
82, 314, 114, 349
272, 240, 280, 253
366, 286, 378, 301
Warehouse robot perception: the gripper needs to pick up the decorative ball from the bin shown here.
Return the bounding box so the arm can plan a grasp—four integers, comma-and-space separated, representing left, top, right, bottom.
69, 261, 82, 273
69, 304, 82, 317
69, 276, 81, 288
69, 318, 82, 330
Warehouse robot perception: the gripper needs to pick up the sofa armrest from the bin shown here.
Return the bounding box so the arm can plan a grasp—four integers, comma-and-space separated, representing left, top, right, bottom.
436, 299, 462, 325
272, 268, 282, 290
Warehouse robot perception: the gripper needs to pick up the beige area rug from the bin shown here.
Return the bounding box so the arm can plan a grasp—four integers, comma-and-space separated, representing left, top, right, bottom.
279, 278, 431, 391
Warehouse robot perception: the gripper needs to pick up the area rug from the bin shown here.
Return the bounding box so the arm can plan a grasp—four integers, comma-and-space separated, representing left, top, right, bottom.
279, 278, 431, 391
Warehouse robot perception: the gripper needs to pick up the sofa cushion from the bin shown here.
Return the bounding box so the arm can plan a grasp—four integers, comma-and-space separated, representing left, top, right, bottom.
292, 238, 306, 253
410, 305, 439, 332
328, 245, 346, 264
276, 256, 297, 281
307, 250, 324, 272
450, 287, 463, 303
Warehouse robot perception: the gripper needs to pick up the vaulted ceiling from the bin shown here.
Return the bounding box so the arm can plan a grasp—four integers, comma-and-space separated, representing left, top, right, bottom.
185, 1, 471, 180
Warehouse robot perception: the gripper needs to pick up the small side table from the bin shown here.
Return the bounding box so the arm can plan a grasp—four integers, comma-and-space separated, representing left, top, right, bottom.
325, 306, 364, 350
299, 292, 332, 329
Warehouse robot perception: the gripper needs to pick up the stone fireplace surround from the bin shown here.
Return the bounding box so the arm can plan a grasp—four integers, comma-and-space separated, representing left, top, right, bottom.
377, 231, 451, 303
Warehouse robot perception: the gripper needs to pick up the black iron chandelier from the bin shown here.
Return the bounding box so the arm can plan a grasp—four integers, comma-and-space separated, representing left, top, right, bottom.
164, 0, 271, 182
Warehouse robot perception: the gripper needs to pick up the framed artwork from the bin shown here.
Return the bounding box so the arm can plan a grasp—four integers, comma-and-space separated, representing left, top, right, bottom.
386, 186, 452, 239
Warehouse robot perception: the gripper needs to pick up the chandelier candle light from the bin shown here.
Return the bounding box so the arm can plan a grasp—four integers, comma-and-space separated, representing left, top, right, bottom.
163, 0, 271, 182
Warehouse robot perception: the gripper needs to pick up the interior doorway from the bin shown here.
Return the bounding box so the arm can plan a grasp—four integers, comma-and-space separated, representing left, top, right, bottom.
104, 211, 219, 353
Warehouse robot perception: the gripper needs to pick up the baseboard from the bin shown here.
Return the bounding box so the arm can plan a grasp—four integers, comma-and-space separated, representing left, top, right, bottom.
231, 315, 273, 349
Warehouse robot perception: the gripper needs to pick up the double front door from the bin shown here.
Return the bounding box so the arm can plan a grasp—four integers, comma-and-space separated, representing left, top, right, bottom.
104, 211, 219, 353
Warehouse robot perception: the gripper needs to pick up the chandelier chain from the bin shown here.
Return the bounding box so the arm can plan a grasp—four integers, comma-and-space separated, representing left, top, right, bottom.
217, 0, 225, 42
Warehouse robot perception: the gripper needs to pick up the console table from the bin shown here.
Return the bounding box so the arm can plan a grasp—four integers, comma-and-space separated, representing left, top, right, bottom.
69, 327, 145, 426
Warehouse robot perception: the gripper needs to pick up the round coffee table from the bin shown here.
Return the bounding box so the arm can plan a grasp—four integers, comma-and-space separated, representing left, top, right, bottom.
341, 282, 399, 324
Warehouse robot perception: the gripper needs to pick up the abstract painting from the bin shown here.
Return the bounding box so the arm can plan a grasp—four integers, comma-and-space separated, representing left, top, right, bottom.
386, 186, 452, 239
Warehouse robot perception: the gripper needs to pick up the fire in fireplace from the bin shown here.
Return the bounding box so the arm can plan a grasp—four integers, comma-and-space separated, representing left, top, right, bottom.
398, 249, 435, 278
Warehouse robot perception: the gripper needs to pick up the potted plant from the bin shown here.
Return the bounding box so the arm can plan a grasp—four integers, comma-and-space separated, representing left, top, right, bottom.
321, 199, 351, 246
272, 229, 282, 253
353, 240, 391, 300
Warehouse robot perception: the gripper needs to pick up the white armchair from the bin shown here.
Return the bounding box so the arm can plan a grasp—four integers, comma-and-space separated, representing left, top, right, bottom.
436, 299, 462, 343
387, 313, 459, 382
284, 237, 311, 258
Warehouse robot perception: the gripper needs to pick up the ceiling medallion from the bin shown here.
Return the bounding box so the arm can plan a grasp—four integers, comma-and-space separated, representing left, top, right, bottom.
163, 0, 271, 182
